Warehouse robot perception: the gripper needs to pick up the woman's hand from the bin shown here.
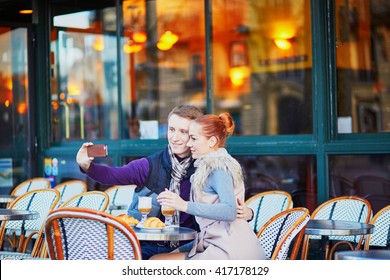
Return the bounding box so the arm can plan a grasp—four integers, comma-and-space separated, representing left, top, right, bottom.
157, 188, 188, 212
237, 197, 254, 221
76, 142, 94, 172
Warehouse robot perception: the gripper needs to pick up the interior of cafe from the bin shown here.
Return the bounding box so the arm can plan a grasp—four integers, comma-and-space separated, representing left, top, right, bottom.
0, 0, 389, 224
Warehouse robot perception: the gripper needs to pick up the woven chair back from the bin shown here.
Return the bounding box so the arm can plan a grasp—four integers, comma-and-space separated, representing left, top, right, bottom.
60, 191, 109, 211
11, 178, 51, 196
257, 207, 310, 260
246, 190, 293, 233
104, 185, 136, 215
54, 180, 87, 206
45, 208, 142, 260
364, 205, 390, 249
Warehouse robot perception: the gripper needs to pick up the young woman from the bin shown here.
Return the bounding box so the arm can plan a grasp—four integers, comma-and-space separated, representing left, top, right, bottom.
153, 113, 265, 260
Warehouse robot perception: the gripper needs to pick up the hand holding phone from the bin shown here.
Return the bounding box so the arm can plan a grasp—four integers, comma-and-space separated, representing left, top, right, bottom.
87, 144, 108, 157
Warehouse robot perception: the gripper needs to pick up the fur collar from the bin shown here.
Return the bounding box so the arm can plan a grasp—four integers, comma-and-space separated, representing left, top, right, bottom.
191, 148, 244, 200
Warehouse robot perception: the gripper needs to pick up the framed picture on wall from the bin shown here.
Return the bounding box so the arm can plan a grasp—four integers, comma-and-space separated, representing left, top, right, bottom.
357, 102, 382, 133
230, 41, 248, 67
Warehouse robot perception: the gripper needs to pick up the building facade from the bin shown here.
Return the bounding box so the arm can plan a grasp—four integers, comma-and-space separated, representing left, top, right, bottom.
0, 0, 389, 214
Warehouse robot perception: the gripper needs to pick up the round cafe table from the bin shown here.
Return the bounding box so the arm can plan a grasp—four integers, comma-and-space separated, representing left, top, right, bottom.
304, 219, 375, 260
335, 250, 390, 260
0, 195, 17, 204
0, 209, 39, 221
132, 226, 197, 241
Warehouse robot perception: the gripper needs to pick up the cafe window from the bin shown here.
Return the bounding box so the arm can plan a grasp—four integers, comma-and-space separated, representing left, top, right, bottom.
235, 155, 317, 212
50, 4, 119, 141
329, 154, 390, 214
212, 0, 313, 135
120, 0, 206, 139
335, 0, 390, 134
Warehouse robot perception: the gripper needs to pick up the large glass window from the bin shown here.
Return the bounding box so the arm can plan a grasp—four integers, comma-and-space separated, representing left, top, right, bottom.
329, 154, 390, 214
236, 155, 317, 212
120, 0, 206, 139
212, 0, 312, 135
51, 4, 118, 141
0, 27, 30, 193
336, 0, 390, 133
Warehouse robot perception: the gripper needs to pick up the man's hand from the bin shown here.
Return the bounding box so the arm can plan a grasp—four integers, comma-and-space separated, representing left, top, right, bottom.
237, 197, 254, 221
76, 142, 94, 172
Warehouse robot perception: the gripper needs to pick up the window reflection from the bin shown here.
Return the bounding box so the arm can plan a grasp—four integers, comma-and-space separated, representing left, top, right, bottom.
330, 154, 390, 214
51, 6, 118, 141
213, 0, 312, 135
336, 0, 390, 133
236, 155, 317, 212
121, 0, 206, 139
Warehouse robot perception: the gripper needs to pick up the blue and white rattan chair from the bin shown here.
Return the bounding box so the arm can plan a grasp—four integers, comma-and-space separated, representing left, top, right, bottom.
256, 207, 310, 260
301, 196, 372, 260
10, 177, 51, 196
245, 190, 293, 233
364, 204, 390, 250
44, 207, 142, 260
104, 185, 136, 215
54, 180, 87, 206
60, 191, 109, 211
0, 188, 60, 258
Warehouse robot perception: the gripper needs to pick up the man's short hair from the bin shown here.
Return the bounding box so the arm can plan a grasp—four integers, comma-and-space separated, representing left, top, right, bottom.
168, 105, 203, 121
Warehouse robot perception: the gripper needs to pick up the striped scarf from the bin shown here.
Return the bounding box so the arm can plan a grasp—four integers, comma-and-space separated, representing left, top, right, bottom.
168, 145, 192, 226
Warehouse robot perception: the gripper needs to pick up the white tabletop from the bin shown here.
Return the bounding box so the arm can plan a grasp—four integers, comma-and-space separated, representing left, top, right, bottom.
335, 250, 390, 260
305, 219, 375, 236
132, 226, 197, 241
0, 209, 39, 221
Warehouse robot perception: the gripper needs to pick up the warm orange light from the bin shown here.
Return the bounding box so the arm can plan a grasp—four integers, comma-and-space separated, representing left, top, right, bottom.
274, 38, 292, 50
132, 31, 147, 43
52, 101, 59, 110
229, 66, 250, 86
159, 31, 178, 45
5, 100, 10, 107
68, 84, 80, 96
17, 102, 27, 114
123, 43, 143, 53
157, 31, 179, 51
19, 10, 33, 15
93, 36, 104, 51
156, 41, 173, 51
59, 92, 66, 100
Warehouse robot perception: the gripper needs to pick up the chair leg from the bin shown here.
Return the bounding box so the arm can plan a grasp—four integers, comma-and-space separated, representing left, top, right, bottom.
327, 241, 354, 260
300, 235, 309, 260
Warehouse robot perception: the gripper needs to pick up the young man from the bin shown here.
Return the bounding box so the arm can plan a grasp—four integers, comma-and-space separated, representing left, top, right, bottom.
76, 105, 202, 259
76, 105, 254, 259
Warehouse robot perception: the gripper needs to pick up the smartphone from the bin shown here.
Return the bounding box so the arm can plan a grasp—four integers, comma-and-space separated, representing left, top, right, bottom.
87, 144, 108, 157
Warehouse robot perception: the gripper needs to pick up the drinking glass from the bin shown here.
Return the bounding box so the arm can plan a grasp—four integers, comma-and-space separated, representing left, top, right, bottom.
161, 205, 175, 226
138, 196, 152, 226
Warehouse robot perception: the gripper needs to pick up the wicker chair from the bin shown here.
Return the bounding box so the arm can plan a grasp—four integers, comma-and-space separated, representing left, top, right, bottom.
245, 190, 293, 233
45, 207, 142, 260
104, 185, 136, 215
301, 196, 372, 260
364, 205, 390, 250
256, 207, 310, 260
0, 188, 60, 258
54, 180, 87, 206
60, 191, 109, 212
10, 178, 51, 196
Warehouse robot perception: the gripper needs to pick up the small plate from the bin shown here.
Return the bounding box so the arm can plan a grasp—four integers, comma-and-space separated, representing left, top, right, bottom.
163, 225, 179, 231
135, 224, 164, 231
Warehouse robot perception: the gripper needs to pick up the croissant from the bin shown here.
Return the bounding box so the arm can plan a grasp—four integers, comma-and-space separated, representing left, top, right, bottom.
117, 214, 139, 225
144, 217, 165, 228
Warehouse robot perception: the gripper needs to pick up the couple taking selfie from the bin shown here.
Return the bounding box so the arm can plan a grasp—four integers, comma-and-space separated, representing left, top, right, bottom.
76, 105, 265, 260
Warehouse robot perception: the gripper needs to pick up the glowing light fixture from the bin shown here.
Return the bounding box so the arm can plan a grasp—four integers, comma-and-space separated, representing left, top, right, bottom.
274, 38, 293, 50
93, 36, 104, 51
229, 66, 250, 86
123, 43, 143, 53
19, 10, 33, 14
157, 31, 179, 51
132, 31, 147, 43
